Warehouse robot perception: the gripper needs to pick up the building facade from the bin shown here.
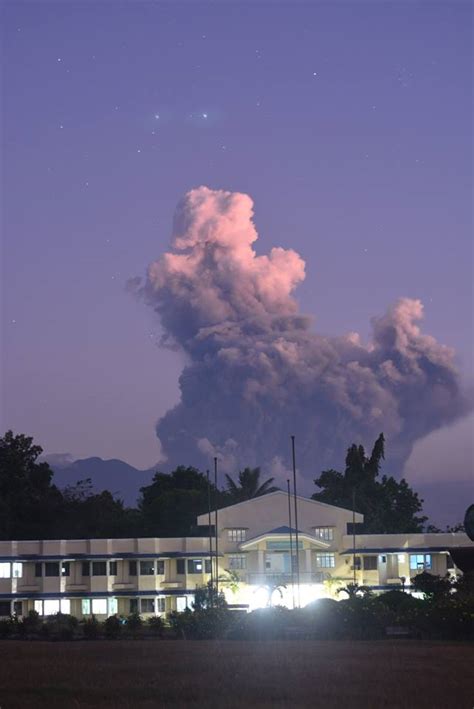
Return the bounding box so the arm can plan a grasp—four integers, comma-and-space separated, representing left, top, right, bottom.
0, 492, 471, 618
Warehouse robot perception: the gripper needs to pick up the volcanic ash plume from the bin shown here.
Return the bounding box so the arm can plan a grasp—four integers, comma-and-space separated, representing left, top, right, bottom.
139, 186, 470, 482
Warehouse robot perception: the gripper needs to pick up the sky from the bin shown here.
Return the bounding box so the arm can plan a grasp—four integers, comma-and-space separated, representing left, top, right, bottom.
1, 1, 472, 519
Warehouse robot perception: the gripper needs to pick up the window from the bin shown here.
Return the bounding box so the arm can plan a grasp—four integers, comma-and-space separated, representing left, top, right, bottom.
140, 561, 155, 576
0, 563, 10, 578
109, 598, 118, 615
34, 600, 43, 615
129, 561, 137, 576
82, 562, 90, 577
156, 560, 165, 575
228, 555, 246, 570
109, 561, 118, 576
13, 601, 23, 616
205, 560, 212, 573
314, 527, 334, 542
157, 597, 166, 613
0, 601, 11, 616
266, 540, 303, 551
35, 563, 43, 577
61, 562, 70, 577
176, 596, 187, 612
398, 554, 406, 564
315, 553, 335, 568
141, 598, 155, 613
227, 529, 246, 542
176, 559, 185, 575
82, 599, 91, 615
45, 562, 60, 577
60, 599, 71, 614
363, 556, 378, 571
12, 562, 23, 578
44, 599, 60, 615
187, 559, 203, 574
410, 554, 432, 571
91, 598, 107, 615
92, 561, 107, 576
130, 598, 138, 614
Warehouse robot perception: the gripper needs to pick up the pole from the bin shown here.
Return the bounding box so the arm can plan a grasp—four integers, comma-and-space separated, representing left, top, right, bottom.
352, 488, 356, 584
287, 479, 295, 609
291, 435, 300, 607
206, 469, 214, 600
214, 457, 219, 599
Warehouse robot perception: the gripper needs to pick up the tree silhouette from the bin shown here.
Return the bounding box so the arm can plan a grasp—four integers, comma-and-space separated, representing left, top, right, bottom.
225, 466, 279, 503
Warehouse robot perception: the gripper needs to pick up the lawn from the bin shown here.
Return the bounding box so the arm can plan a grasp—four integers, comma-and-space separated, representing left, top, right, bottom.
0, 640, 472, 708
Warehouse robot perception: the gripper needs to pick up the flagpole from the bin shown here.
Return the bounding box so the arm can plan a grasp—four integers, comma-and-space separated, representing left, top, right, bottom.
291, 435, 300, 607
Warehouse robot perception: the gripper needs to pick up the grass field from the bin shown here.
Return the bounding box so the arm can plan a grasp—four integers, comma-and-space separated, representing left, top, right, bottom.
0, 640, 473, 708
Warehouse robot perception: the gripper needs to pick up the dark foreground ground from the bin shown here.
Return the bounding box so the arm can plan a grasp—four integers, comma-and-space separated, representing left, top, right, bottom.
0, 640, 473, 708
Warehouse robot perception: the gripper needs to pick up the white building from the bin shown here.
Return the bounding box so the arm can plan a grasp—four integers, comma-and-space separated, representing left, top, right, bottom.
0, 492, 471, 618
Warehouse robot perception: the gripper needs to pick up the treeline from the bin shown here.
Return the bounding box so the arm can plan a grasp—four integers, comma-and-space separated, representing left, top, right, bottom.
0, 430, 451, 541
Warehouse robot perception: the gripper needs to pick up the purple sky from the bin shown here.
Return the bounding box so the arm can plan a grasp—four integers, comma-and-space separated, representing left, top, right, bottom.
2, 2, 472, 515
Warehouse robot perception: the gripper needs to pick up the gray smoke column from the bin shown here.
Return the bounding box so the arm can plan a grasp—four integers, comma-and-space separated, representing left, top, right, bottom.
139, 186, 470, 484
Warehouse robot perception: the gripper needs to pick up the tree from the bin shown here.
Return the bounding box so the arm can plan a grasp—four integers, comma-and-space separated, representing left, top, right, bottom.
0, 431, 63, 539
225, 466, 279, 503
312, 433, 427, 533
138, 466, 221, 536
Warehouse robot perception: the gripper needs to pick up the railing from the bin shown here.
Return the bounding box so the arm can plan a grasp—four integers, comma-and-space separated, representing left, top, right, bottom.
244, 572, 328, 585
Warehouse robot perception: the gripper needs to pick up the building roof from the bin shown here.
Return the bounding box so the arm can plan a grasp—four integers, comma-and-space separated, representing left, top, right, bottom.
341, 547, 452, 555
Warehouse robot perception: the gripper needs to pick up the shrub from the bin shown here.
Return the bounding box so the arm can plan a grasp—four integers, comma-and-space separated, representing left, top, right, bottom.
105, 614, 122, 639
126, 612, 143, 638
22, 610, 43, 636
82, 616, 101, 640
46, 613, 78, 640
147, 615, 165, 637
0, 618, 12, 638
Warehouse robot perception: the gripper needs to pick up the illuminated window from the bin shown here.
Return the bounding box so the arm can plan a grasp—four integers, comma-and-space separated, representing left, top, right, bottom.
44, 599, 60, 615
227, 529, 246, 542
12, 562, 23, 578
140, 561, 155, 576
315, 553, 335, 568
363, 556, 377, 571
314, 527, 334, 541
60, 599, 71, 614
34, 600, 43, 615
92, 562, 107, 576
141, 598, 155, 613
109, 598, 118, 615
82, 599, 91, 615
45, 562, 60, 577
109, 561, 117, 576
187, 559, 203, 574
176, 596, 188, 612
398, 554, 406, 563
0, 563, 11, 578
228, 555, 246, 570
91, 598, 107, 615
409, 554, 432, 571
61, 563, 70, 577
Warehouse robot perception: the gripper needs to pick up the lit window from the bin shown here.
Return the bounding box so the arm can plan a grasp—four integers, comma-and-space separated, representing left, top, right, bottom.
409, 554, 432, 571
12, 562, 23, 578
34, 600, 43, 615
140, 561, 155, 576
363, 556, 377, 571
187, 559, 203, 574
91, 598, 107, 615
92, 561, 107, 576
109, 561, 118, 576
0, 563, 11, 578
45, 562, 59, 577
227, 529, 246, 542
61, 563, 70, 577
314, 527, 334, 541
60, 599, 71, 614
228, 555, 246, 570
315, 553, 335, 568
44, 599, 60, 615
176, 596, 188, 612
82, 599, 91, 615
109, 598, 118, 615
157, 597, 166, 613
141, 598, 155, 613
398, 554, 406, 563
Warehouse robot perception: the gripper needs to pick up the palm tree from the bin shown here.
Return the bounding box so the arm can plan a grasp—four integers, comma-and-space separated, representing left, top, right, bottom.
225, 467, 279, 503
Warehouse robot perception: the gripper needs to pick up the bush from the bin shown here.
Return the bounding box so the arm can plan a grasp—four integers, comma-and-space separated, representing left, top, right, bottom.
82, 616, 101, 640
46, 613, 78, 640
0, 618, 12, 638
105, 614, 122, 639
22, 610, 43, 637
147, 615, 165, 637
126, 612, 143, 638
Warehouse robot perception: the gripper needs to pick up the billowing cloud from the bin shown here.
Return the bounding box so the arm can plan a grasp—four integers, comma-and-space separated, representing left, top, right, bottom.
137, 186, 471, 480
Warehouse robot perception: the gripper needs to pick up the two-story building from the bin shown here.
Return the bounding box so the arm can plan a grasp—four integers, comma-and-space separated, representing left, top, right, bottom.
0, 492, 471, 618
